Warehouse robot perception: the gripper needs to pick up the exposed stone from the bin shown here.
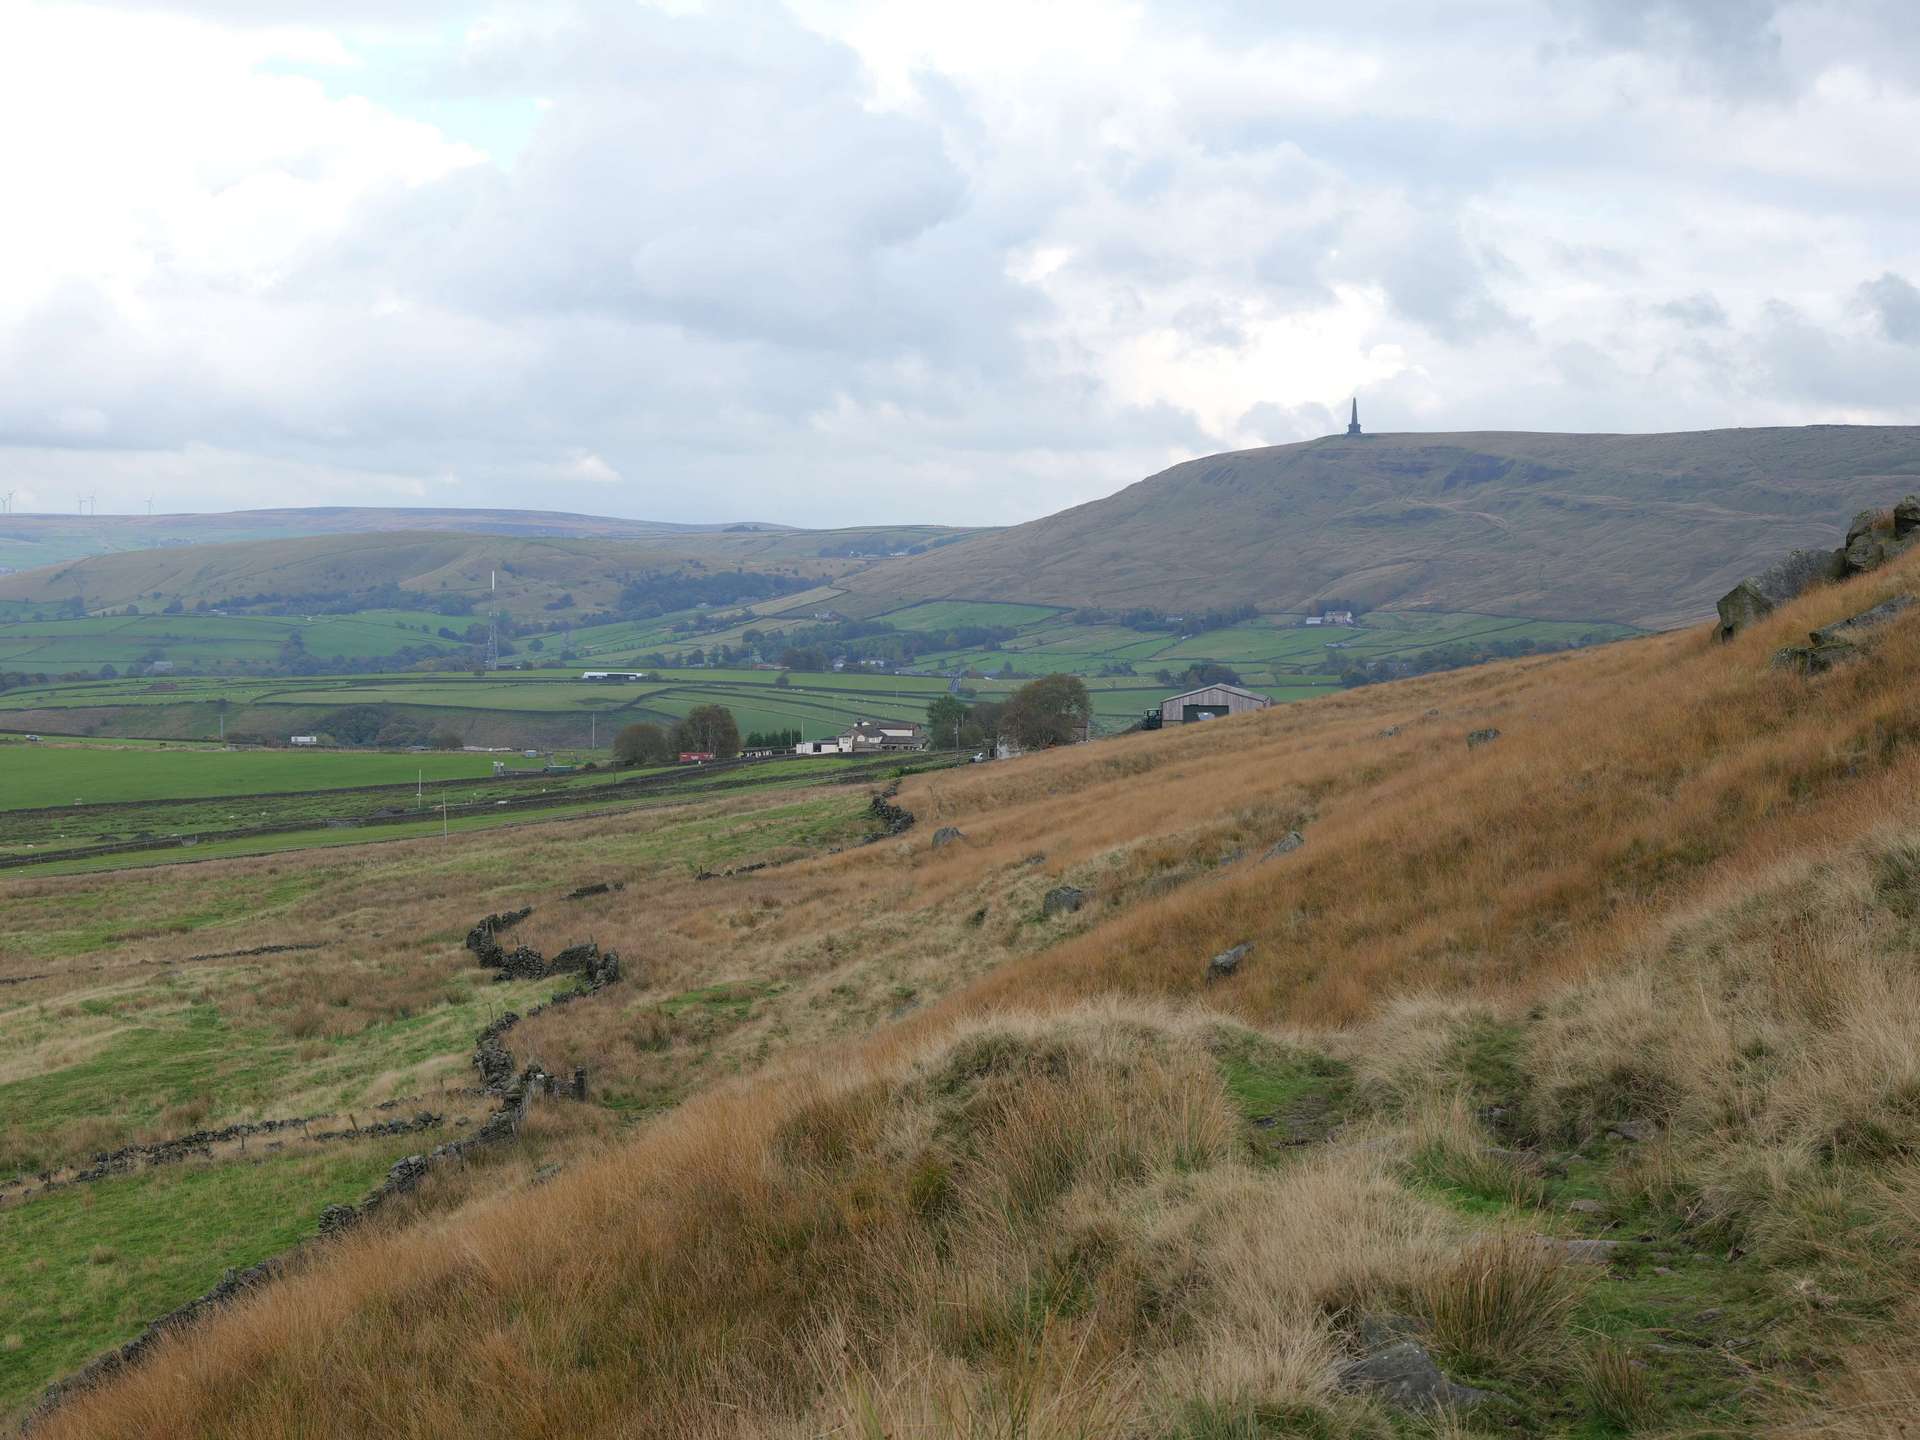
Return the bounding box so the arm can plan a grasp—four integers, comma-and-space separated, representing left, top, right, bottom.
930, 826, 965, 849
1716, 548, 1847, 640
1339, 1339, 1492, 1412
1466, 728, 1501, 749
564, 881, 618, 900
1897, 495, 1920, 539
316, 1203, 358, 1235
1847, 508, 1882, 546
1607, 1120, 1654, 1143
1844, 531, 1890, 575
1042, 885, 1087, 917
1771, 638, 1863, 676
1566, 1198, 1605, 1215
1376, 725, 1402, 738
1261, 831, 1305, 861
1811, 593, 1915, 645
1206, 943, 1252, 982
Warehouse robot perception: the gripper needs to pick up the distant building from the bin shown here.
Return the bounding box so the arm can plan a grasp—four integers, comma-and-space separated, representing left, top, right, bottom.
1346, 397, 1362, 437
289, 735, 319, 746
144, 660, 174, 675
580, 670, 645, 682
678, 751, 717, 764
1321, 610, 1355, 625
1157, 684, 1273, 726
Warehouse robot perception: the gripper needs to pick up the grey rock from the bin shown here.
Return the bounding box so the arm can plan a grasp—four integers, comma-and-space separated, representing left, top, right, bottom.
1897, 495, 1920, 538
1466, 728, 1501, 749
1042, 885, 1087, 917
1206, 943, 1252, 982
930, 826, 965, 849
1377, 725, 1402, 739
1844, 531, 1890, 575
1715, 547, 1847, 640
317, 1203, 358, 1235
1339, 1340, 1491, 1412
1261, 831, 1305, 861
1771, 639, 1863, 676
1607, 1120, 1653, 1143
1811, 594, 1914, 645
1566, 1198, 1604, 1215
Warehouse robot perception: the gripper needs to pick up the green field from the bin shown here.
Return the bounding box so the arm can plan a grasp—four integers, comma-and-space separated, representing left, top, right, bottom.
0, 742, 505, 810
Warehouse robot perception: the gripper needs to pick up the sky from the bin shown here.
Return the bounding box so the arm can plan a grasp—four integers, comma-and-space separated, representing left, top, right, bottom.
1, 0, 1917, 527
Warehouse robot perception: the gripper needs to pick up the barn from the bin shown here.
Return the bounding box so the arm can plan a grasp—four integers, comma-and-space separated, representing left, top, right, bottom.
1158, 683, 1273, 726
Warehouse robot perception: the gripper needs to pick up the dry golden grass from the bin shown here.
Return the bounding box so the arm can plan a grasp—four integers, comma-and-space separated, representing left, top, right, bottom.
25, 547, 1920, 1435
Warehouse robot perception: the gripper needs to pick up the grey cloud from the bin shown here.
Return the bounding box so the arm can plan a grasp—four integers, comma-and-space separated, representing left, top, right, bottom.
1859, 273, 1920, 345
1554, 0, 1788, 96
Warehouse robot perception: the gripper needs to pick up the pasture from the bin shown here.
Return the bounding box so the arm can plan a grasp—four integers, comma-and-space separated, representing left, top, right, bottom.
0, 741, 502, 811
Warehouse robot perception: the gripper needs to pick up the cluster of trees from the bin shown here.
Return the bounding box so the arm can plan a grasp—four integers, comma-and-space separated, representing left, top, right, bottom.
1154, 661, 1244, 688
309, 704, 463, 749
614, 570, 803, 620
613, 705, 742, 765
926, 673, 1092, 753
1067, 604, 1257, 634
744, 728, 805, 749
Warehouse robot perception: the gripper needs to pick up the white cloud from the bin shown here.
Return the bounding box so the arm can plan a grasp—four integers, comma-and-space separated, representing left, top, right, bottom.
0, 0, 1917, 525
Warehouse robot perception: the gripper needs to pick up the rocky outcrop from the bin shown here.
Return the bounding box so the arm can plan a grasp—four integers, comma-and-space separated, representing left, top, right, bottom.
930, 826, 965, 849
1466, 728, 1501, 749
1772, 594, 1914, 675
1338, 1320, 1491, 1413
1206, 943, 1251, 981
1716, 497, 1920, 640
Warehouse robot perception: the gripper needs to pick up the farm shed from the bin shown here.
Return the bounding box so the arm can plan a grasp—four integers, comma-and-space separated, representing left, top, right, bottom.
1158, 683, 1272, 725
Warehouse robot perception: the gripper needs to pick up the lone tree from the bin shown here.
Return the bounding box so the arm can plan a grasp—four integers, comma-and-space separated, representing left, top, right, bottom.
672, 704, 741, 758
429, 726, 464, 751
614, 722, 673, 767
1002, 674, 1092, 751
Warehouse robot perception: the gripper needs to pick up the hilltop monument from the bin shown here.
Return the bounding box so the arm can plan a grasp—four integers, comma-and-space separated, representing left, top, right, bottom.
1346, 398, 1362, 436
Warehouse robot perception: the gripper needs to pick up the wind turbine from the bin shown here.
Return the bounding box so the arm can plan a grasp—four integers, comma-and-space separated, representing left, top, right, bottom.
2, 491, 13, 515
146, 494, 155, 516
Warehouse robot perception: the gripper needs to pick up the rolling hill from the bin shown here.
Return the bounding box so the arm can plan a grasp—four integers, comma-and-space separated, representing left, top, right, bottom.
0, 508, 975, 576
840, 425, 1920, 627
0, 527, 956, 614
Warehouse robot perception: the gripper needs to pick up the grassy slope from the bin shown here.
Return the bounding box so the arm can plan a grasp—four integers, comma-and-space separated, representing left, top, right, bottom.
841, 425, 1920, 626
17, 543, 1920, 1436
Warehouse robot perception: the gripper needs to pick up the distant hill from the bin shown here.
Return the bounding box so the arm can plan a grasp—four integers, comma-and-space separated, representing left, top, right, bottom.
839, 426, 1920, 627
0, 526, 972, 613
0, 507, 972, 575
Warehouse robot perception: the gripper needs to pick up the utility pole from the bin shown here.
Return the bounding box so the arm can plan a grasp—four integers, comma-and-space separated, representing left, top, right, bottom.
441, 800, 448, 839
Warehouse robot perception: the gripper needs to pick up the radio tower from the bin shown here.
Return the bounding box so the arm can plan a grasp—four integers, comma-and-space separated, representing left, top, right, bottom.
487, 570, 499, 670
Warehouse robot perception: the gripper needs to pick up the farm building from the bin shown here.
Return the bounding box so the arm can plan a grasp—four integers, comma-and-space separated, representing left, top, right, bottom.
1157, 683, 1272, 725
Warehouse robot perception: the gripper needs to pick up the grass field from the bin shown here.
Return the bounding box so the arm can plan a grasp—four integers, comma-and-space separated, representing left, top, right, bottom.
0, 741, 504, 809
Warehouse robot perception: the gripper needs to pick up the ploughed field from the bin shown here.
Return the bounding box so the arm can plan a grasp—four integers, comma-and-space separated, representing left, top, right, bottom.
8, 544, 1920, 1436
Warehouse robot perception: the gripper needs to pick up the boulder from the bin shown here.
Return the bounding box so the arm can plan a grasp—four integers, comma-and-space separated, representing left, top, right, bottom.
1466, 728, 1501, 749
1537, 1237, 1623, 1264
930, 826, 965, 849
1206, 943, 1252, 981
1261, 831, 1305, 861
1715, 548, 1846, 641
1042, 885, 1087, 917
1339, 1340, 1491, 1412
1844, 531, 1889, 575
1771, 639, 1863, 676
1846, 509, 1882, 545
1811, 593, 1914, 645
1896, 495, 1920, 539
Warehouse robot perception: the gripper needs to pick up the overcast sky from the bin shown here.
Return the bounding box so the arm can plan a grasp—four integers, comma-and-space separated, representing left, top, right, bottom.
2, 0, 1917, 526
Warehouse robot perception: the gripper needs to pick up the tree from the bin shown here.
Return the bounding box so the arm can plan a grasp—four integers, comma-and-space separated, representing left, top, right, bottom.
614, 722, 673, 766
429, 726, 464, 750
672, 704, 741, 758
1001, 674, 1091, 751
926, 694, 970, 750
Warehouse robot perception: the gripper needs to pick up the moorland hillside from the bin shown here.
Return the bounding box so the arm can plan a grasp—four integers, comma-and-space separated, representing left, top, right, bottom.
842, 425, 1920, 626
28, 517, 1920, 1437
